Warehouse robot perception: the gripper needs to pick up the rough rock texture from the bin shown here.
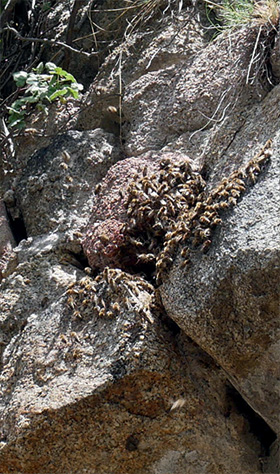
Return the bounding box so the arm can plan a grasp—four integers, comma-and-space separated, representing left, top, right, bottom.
161, 114, 280, 435
0, 272, 264, 474
0, 201, 16, 281
13, 129, 121, 237
0, 1, 279, 473
82, 151, 194, 271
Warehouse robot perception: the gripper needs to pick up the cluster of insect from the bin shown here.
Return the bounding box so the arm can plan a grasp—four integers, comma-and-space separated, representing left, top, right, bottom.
124, 140, 272, 284
67, 140, 271, 318
67, 266, 155, 322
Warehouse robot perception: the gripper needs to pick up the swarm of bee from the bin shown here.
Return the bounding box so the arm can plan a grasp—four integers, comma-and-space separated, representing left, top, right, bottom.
69, 140, 271, 321
123, 140, 272, 284
66, 267, 155, 323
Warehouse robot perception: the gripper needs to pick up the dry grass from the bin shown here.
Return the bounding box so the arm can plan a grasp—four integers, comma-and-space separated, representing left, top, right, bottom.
205, 0, 280, 29
253, 0, 280, 26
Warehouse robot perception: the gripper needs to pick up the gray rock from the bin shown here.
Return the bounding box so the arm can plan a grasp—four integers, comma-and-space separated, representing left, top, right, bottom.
0, 286, 264, 473
14, 129, 121, 237
0, 201, 16, 282
0, 2, 279, 472
161, 132, 280, 434
121, 25, 268, 157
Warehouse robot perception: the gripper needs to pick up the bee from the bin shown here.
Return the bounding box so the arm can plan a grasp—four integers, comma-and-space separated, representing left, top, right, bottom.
231, 183, 245, 193
262, 148, 272, 160
62, 150, 71, 162
137, 208, 147, 221
199, 215, 211, 226
59, 162, 68, 170
205, 196, 213, 205
230, 189, 241, 198
219, 201, 229, 210
204, 211, 216, 220
160, 158, 172, 169
201, 239, 212, 253
84, 267, 92, 275
99, 308, 106, 317
72, 348, 82, 359
127, 206, 134, 217
112, 272, 125, 285
252, 163, 261, 174
167, 201, 176, 217
129, 237, 144, 248
170, 398, 186, 411
107, 105, 118, 114
219, 189, 229, 199
70, 331, 81, 343
103, 266, 111, 282
211, 186, 223, 198
228, 197, 237, 206
106, 311, 114, 319
147, 209, 155, 220
162, 255, 173, 266
94, 183, 102, 195
232, 177, 245, 186
99, 234, 110, 244
67, 296, 75, 309
179, 258, 190, 269
194, 202, 205, 214
157, 207, 167, 219
158, 183, 169, 194
112, 302, 120, 312
211, 217, 222, 227
66, 175, 73, 183
74, 231, 84, 238
82, 299, 89, 306
23, 127, 39, 136
59, 334, 68, 343
200, 228, 211, 240
73, 310, 82, 319
67, 287, 78, 295
152, 222, 163, 233
137, 253, 155, 264
180, 247, 190, 258
182, 230, 191, 242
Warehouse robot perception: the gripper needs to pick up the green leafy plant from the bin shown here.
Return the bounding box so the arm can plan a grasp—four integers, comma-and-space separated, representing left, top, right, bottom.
8, 62, 83, 129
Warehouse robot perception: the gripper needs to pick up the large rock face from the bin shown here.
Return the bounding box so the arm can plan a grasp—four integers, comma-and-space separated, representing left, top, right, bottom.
0, 1, 279, 473
161, 134, 280, 433
14, 129, 121, 237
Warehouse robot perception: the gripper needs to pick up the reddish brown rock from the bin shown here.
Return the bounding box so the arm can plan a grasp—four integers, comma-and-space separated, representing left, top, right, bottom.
82, 152, 193, 271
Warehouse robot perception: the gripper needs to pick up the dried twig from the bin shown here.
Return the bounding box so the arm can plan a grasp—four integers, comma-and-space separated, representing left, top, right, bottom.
4, 26, 98, 59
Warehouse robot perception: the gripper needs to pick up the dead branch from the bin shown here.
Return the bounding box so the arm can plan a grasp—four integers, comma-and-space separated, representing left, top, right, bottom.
3, 25, 98, 59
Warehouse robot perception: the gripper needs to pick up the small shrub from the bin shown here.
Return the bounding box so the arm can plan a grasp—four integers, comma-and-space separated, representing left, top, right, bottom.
8, 62, 83, 129
205, 0, 280, 29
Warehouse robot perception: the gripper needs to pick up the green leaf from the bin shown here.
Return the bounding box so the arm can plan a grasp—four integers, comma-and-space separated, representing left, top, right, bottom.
26, 73, 40, 85
45, 62, 57, 72
67, 87, 79, 99
23, 95, 40, 104
34, 62, 44, 74
13, 71, 28, 87
9, 98, 28, 110
9, 62, 84, 130
72, 82, 83, 91
49, 88, 69, 101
